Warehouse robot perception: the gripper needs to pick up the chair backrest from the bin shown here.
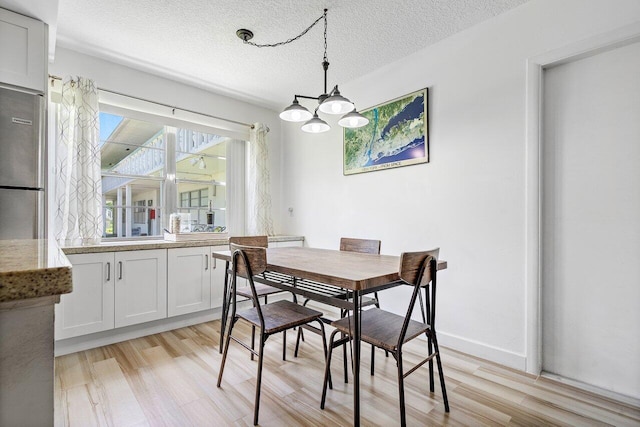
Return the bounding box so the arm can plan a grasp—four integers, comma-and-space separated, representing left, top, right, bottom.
230, 243, 267, 279
399, 248, 439, 287
397, 248, 440, 346
229, 243, 267, 327
340, 237, 381, 254
229, 235, 268, 248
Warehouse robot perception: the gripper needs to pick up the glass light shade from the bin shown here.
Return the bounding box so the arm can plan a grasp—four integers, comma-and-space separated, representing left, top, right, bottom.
338, 110, 369, 128
319, 93, 355, 115
198, 157, 206, 169
301, 114, 331, 133
279, 99, 313, 122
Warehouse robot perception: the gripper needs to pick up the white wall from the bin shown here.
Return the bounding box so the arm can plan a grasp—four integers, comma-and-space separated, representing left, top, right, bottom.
49, 47, 283, 234
279, 0, 640, 369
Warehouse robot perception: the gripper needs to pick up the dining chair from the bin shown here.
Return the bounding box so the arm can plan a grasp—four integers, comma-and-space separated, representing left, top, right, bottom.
294, 237, 387, 381
217, 244, 327, 426
219, 236, 297, 359
320, 248, 449, 426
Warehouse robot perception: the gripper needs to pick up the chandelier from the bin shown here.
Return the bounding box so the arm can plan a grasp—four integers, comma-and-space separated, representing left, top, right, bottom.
237, 9, 368, 133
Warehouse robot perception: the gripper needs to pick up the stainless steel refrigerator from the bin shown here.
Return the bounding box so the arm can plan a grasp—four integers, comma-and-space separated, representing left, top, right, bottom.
0, 84, 46, 239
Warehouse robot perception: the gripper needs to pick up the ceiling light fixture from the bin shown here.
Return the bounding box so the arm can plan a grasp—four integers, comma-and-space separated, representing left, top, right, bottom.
198, 156, 206, 170
237, 9, 368, 134
190, 156, 206, 169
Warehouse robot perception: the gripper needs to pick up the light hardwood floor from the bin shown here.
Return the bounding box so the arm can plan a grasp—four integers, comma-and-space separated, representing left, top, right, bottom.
55, 320, 640, 426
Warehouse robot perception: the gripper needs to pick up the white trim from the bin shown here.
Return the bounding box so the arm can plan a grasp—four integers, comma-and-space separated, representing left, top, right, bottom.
524, 22, 640, 375
438, 331, 526, 371
541, 371, 640, 408
55, 307, 223, 356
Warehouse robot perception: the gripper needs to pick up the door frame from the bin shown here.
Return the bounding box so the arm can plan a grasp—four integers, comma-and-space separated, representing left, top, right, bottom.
524, 22, 640, 375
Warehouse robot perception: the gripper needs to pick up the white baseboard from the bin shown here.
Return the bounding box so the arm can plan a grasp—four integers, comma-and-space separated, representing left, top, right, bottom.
54, 295, 289, 357
541, 372, 640, 407
55, 308, 226, 356
437, 331, 527, 371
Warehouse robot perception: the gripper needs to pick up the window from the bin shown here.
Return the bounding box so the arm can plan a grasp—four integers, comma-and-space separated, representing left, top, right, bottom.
99, 111, 233, 238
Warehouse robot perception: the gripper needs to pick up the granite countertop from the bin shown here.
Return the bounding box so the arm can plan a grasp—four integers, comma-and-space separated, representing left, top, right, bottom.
62, 235, 304, 254
0, 239, 73, 303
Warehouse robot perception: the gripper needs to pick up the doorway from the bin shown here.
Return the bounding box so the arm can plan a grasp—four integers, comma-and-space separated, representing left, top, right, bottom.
541, 41, 640, 400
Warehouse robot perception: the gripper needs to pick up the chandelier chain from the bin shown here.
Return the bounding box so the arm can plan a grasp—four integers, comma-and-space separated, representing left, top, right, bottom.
323, 9, 328, 62
242, 10, 327, 50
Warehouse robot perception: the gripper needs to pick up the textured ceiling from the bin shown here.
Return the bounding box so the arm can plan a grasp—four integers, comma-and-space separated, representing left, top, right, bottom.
54, 0, 529, 111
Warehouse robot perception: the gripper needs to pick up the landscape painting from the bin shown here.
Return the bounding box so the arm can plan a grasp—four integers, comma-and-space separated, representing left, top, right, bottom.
343, 88, 428, 175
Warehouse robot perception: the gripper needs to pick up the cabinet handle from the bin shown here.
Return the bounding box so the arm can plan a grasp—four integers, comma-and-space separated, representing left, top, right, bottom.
106, 262, 111, 281
205, 255, 209, 270
118, 261, 123, 280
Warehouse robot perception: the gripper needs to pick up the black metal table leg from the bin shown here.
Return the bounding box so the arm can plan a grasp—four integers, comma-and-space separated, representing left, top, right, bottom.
353, 289, 361, 426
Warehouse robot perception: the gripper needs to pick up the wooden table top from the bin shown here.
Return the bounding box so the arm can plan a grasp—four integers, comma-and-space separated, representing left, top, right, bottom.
211, 246, 447, 291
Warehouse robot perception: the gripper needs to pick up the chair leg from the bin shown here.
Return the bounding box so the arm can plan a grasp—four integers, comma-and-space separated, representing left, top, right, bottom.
282, 330, 287, 361
217, 318, 236, 387
294, 299, 311, 355
428, 336, 434, 392
219, 280, 233, 354
317, 320, 332, 390
397, 352, 407, 427
432, 334, 449, 412
253, 334, 266, 426
373, 292, 389, 358
371, 344, 375, 376
294, 327, 302, 357
321, 329, 340, 409
342, 332, 349, 384
251, 325, 256, 361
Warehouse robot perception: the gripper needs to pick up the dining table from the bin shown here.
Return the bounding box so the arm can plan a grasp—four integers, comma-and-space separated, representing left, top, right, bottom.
211, 246, 447, 426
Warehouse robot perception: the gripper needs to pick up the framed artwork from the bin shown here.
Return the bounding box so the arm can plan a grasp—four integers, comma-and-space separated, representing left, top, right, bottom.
343, 88, 429, 175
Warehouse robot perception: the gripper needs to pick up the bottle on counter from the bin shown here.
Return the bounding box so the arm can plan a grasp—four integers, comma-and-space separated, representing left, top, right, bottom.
207, 201, 214, 226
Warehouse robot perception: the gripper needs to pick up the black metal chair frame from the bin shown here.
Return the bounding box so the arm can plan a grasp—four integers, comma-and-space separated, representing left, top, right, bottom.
320, 253, 449, 426
219, 237, 297, 360
217, 246, 328, 426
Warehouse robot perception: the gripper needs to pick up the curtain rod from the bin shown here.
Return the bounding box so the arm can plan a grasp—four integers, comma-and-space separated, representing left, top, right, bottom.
48, 74, 268, 132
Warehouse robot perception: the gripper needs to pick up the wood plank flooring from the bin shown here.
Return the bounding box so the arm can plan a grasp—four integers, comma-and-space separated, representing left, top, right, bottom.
54, 320, 640, 426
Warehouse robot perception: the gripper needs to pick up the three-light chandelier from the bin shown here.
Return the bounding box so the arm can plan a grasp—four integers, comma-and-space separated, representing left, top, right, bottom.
237, 9, 368, 133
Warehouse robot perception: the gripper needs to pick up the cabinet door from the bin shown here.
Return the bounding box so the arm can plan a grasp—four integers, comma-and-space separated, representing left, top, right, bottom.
210, 245, 228, 309
114, 249, 167, 327
0, 9, 46, 92
168, 247, 211, 316
55, 252, 114, 340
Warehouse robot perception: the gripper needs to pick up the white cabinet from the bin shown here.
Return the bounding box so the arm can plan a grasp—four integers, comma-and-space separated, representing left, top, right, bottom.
56, 250, 167, 337
210, 245, 227, 308
0, 8, 46, 92
114, 249, 167, 327
167, 247, 211, 316
167, 245, 228, 316
55, 253, 115, 340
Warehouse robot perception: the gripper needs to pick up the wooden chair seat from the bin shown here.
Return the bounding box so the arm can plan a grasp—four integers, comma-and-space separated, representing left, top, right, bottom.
236, 282, 283, 299
238, 300, 323, 335
331, 308, 430, 352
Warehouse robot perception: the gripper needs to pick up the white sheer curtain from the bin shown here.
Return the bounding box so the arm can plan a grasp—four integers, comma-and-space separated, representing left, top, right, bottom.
53, 77, 103, 245
247, 123, 274, 236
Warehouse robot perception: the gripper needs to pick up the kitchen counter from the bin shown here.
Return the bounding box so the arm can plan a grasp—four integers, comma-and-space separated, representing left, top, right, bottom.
62, 234, 304, 254
0, 239, 72, 303
0, 239, 72, 427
